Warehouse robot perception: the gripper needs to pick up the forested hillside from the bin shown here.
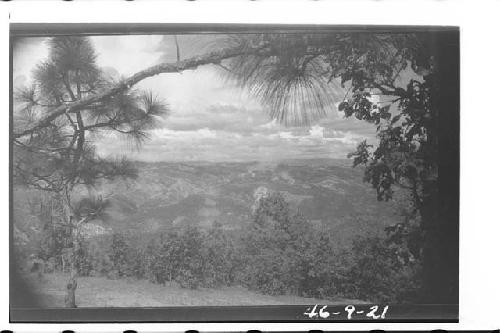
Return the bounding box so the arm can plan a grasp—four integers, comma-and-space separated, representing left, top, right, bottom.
14, 159, 403, 249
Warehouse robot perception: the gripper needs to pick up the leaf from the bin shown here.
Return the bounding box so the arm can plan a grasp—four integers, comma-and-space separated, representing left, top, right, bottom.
338, 101, 348, 111
391, 113, 403, 125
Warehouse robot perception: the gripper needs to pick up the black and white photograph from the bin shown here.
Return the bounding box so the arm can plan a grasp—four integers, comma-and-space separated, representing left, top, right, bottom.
9, 24, 459, 322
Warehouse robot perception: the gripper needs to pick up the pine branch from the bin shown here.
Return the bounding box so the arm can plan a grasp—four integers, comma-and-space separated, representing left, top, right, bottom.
13, 45, 264, 139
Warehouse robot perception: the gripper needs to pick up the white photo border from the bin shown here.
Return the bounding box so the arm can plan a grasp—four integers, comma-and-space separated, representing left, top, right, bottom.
2, 0, 499, 331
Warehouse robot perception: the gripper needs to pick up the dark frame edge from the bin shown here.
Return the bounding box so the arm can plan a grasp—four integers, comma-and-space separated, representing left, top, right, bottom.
10, 23, 459, 37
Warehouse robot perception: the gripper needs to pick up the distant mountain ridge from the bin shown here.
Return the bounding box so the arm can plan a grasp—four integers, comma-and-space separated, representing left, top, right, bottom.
13, 159, 404, 250
99, 159, 402, 245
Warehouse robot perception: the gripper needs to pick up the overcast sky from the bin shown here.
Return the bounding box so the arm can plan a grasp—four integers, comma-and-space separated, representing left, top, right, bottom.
13, 35, 376, 163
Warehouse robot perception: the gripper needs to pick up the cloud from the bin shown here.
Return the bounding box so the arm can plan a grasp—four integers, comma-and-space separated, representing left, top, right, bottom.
159, 103, 270, 136
151, 127, 217, 140
92, 35, 164, 76
95, 121, 366, 163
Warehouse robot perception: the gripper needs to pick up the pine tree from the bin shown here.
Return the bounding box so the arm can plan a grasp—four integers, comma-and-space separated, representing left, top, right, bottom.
13, 37, 168, 307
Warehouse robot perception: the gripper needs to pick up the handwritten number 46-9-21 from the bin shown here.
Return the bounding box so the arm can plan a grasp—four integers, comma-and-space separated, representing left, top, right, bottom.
304, 305, 389, 320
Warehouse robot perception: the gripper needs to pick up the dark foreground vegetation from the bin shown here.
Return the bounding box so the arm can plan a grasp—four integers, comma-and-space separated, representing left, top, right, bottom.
23, 191, 422, 304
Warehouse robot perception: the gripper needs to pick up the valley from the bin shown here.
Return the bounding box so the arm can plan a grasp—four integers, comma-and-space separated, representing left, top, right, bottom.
14, 158, 405, 252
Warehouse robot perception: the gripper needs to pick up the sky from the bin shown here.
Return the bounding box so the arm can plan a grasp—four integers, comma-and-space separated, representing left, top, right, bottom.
12, 35, 377, 163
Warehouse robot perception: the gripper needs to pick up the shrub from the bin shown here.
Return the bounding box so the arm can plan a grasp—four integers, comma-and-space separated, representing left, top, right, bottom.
200, 221, 237, 287
75, 236, 93, 276
174, 226, 205, 289
335, 235, 422, 303
297, 233, 339, 298
87, 241, 111, 277
128, 246, 146, 279
109, 233, 130, 278
239, 191, 327, 296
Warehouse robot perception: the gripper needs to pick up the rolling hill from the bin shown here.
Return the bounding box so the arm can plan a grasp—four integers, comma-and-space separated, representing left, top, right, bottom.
13, 159, 406, 250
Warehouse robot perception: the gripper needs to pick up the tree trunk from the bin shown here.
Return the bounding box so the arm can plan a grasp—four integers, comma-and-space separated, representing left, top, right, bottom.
65, 224, 79, 308
59, 190, 80, 309
65, 269, 78, 308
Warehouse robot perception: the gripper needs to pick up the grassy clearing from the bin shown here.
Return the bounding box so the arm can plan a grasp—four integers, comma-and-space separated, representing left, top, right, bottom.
25, 273, 362, 307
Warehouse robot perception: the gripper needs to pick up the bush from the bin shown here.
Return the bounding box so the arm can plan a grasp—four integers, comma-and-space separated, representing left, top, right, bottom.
238, 192, 328, 296
75, 236, 93, 276
200, 221, 237, 287
87, 241, 111, 277
174, 226, 205, 289
128, 246, 146, 279
335, 236, 422, 303
109, 233, 130, 277
297, 233, 339, 298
